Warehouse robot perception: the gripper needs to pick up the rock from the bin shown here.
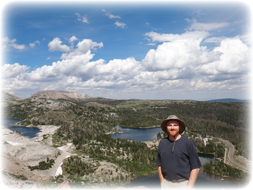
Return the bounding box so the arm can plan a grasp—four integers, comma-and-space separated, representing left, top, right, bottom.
29, 181, 71, 190
29, 183, 47, 190
29, 90, 92, 101
55, 181, 71, 190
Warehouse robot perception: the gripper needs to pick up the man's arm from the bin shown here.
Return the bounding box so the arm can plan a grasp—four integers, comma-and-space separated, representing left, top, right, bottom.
157, 166, 164, 183
187, 168, 200, 188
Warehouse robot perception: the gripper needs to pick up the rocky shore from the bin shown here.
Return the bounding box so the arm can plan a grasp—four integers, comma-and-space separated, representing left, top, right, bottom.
1, 125, 71, 188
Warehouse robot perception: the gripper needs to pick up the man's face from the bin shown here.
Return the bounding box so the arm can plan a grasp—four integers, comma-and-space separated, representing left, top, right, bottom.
166, 120, 181, 137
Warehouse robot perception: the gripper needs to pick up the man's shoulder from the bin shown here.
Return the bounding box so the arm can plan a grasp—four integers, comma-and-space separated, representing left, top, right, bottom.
160, 137, 168, 142
181, 136, 196, 146
158, 137, 169, 145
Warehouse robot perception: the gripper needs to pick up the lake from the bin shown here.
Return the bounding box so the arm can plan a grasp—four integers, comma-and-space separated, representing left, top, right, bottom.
2, 118, 41, 138
111, 126, 162, 141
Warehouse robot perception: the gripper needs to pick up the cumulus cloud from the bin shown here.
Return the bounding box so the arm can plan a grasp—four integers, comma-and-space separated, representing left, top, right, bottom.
102, 9, 121, 19
29, 40, 40, 48
142, 31, 221, 71
75, 13, 89, 23
16, 38, 104, 83
2, 19, 251, 100
2, 37, 26, 51
61, 39, 103, 59
2, 63, 29, 78
115, 21, 126, 28
48, 37, 70, 52
237, 29, 251, 46
198, 37, 250, 79
69, 36, 78, 43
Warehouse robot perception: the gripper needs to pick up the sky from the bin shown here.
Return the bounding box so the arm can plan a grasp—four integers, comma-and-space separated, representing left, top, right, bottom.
1, 1, 252, 100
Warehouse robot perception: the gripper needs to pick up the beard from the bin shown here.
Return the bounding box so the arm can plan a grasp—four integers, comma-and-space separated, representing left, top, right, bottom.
168, 129, 179, 137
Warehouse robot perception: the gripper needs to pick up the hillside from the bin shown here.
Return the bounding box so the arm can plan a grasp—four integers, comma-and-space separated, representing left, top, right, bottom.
2, 90, 250, 186
29, 90, 93, 101
2, 91, 21, 102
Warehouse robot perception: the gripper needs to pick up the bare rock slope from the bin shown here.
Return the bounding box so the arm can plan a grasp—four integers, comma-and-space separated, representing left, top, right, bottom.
29, 90, 93, 101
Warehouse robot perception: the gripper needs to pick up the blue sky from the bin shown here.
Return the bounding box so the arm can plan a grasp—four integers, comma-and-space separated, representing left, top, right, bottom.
1, 1, 252, 100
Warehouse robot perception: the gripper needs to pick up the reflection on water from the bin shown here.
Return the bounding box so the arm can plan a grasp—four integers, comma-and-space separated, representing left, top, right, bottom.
111, 126, 162, 142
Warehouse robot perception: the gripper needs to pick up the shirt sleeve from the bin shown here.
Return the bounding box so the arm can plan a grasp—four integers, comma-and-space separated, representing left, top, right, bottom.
157, 143, 162, 166
157, 151, 161, 166
188, 141, 202, 170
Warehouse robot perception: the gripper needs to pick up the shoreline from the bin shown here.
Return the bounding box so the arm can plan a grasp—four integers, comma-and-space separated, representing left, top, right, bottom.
116, 125, 160, 129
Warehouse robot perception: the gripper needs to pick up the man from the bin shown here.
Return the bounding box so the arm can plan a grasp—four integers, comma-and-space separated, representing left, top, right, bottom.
157, 115, 202, 189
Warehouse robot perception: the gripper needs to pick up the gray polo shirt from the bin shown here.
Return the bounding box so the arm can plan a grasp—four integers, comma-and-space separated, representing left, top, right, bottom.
157, 136, 202, 181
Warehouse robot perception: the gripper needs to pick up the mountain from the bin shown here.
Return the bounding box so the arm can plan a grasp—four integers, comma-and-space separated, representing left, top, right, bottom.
208, 98, 249, 102
2, 91, 22, 102
29, 90, 93, 101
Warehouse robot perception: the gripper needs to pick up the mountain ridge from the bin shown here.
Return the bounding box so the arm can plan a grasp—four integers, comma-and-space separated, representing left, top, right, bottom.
2, 91, 22, 102
2, 90, 248, 102
29, 90, 93, 101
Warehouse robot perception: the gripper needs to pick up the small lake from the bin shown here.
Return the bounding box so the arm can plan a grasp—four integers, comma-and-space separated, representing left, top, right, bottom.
2, 118, 41, 138
111, 126, 162, 141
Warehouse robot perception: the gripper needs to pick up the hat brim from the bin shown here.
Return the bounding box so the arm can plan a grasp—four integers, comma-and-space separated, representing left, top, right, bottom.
161, 119, 186, 134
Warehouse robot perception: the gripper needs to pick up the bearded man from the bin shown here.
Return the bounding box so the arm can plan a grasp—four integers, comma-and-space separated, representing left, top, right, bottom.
157, 115, 202, 189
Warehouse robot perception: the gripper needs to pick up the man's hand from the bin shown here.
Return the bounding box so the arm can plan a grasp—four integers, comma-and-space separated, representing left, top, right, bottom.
157, 166, 164, 183
187, 168, 200, 188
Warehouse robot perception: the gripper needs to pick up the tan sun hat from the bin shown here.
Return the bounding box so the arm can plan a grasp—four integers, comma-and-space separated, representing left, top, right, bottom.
160, 115, 186, 134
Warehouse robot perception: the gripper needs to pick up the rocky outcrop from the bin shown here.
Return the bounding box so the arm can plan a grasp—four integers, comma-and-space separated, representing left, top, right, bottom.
29, 90, 93, 101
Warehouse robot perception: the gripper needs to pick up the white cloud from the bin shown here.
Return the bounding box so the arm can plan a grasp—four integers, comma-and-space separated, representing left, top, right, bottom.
2, 63, 29, 78
237, 29, 251, 46
29, 40, 40, 48
145, 31, 210, 42
48, 37, 70, 52
9, 43, 26, 51
2, 37, 26, 51
102, 9, 121, 19
142, 32, 220, 72
204, 37, 226, 44
75, 13, 89, 23
198, 38, 253, 80
186, 18, 229, 31
61, 39, 103, 59
2, 36, 12, 43
69, 36, 78, 43
17, 38, 104, 83
2, 25, 251, 100
115, 21, 126, 28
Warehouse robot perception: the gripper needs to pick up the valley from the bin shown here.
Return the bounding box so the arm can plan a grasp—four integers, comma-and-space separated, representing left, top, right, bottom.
1, 90, 251, 188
